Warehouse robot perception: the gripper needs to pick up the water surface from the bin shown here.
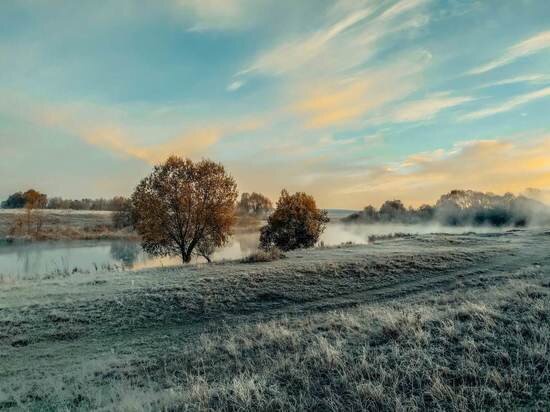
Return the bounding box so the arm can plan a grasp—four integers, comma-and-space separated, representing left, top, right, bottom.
0, 223, 506, 279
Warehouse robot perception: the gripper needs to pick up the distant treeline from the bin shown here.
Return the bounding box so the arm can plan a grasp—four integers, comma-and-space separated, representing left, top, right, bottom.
1, 189, 129, 211
2, 189, 274, 217
343, 190, 550, 227
47, 196, 129, 211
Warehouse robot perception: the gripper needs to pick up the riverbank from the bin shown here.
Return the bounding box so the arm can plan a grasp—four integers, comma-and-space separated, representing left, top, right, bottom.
1, 230, 549, 410
0, 209, 265, 242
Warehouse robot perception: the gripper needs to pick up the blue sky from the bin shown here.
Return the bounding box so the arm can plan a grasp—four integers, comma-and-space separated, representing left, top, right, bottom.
1, 0, 549, 208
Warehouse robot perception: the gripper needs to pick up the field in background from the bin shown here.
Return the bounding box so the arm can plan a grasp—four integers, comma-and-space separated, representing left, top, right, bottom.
1, 230, 549, 410
0, 209, 131, 241
0, 209, 267, 242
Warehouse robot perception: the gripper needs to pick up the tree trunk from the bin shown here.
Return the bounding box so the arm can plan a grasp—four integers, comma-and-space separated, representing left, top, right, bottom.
180, 248, 192, 264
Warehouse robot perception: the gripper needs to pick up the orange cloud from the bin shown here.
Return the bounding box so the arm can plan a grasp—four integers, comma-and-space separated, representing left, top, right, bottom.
292, 57, 426, 128
81, 117, 264, 164
231, 134, 550, 209
33, 100, 265, 164
340, 135, 550, 207
83, 127, 223, 164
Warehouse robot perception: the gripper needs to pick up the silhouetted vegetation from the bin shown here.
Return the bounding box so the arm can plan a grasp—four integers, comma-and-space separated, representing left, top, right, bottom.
1, 192, 26, 209
111, 198, 134, 229
1, 189, 47, 209
47, 196, 129, 211
237, 192, 273, 218
344, 190, 550, 227
1, 191, 132, 212
131, 156, 238, 263
260, 190, 329, 251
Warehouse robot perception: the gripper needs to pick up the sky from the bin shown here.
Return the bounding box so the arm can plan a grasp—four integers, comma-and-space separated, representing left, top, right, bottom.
1, 0, 549, 209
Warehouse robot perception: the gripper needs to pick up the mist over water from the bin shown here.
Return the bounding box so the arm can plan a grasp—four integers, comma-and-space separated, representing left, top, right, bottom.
321, 223, 510, 245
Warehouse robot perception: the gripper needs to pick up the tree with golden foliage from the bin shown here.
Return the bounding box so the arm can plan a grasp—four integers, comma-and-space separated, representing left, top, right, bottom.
131, 156, 238, 263
260, 189, 329, 251
7, 189, 48, 237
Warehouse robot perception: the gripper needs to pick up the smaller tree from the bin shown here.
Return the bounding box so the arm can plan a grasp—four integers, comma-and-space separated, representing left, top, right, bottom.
237, 192, 273, 217
260, 190, 329, 251
379, 200, 406, 222
23, 189, 48, 209
23, 190, 47, 234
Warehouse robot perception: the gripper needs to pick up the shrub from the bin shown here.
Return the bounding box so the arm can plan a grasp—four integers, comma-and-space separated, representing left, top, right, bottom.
260, 190, 329, 251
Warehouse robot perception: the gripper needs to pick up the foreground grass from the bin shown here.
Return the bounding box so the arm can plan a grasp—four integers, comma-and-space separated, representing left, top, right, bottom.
3, 275, 548, 411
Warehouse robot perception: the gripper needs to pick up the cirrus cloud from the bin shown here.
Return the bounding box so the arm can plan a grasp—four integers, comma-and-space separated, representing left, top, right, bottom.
460, 86, 550, 121
468, 31, 550, 75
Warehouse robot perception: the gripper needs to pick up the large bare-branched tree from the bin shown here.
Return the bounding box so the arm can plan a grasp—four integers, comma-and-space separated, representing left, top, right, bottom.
131, 156, 238, 263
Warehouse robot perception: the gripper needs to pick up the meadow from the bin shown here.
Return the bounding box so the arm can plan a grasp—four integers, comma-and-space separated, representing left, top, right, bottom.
1, 229, 548, 410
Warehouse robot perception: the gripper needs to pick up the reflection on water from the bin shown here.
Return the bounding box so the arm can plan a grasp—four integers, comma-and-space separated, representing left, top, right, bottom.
110, 242, 141, 266
0, 231, 262, 279
0, 223, 503, 279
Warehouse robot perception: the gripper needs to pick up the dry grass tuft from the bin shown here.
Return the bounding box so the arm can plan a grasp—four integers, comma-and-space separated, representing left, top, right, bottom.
241, 247, 285, 263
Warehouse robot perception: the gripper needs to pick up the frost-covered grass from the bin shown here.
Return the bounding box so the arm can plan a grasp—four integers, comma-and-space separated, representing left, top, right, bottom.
1, 231, 549, 411
2, 274, 548, 411
138, 278, 550, 411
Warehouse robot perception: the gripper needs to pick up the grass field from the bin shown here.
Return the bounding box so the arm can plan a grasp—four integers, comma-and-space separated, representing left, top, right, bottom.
1, 229, 549, 410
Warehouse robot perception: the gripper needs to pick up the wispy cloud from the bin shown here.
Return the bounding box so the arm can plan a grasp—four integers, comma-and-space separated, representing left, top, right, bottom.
226, 80, 245, 92
292, 53, 429, 128
468, 31, 550, 75
476, 74, 550, 89
460, 86, 550, 121
238, 7, 375, 76
236, 0, 433, 132
384, 93, 474, 123
239, 0, 429, 78
173, 0, 257, 31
